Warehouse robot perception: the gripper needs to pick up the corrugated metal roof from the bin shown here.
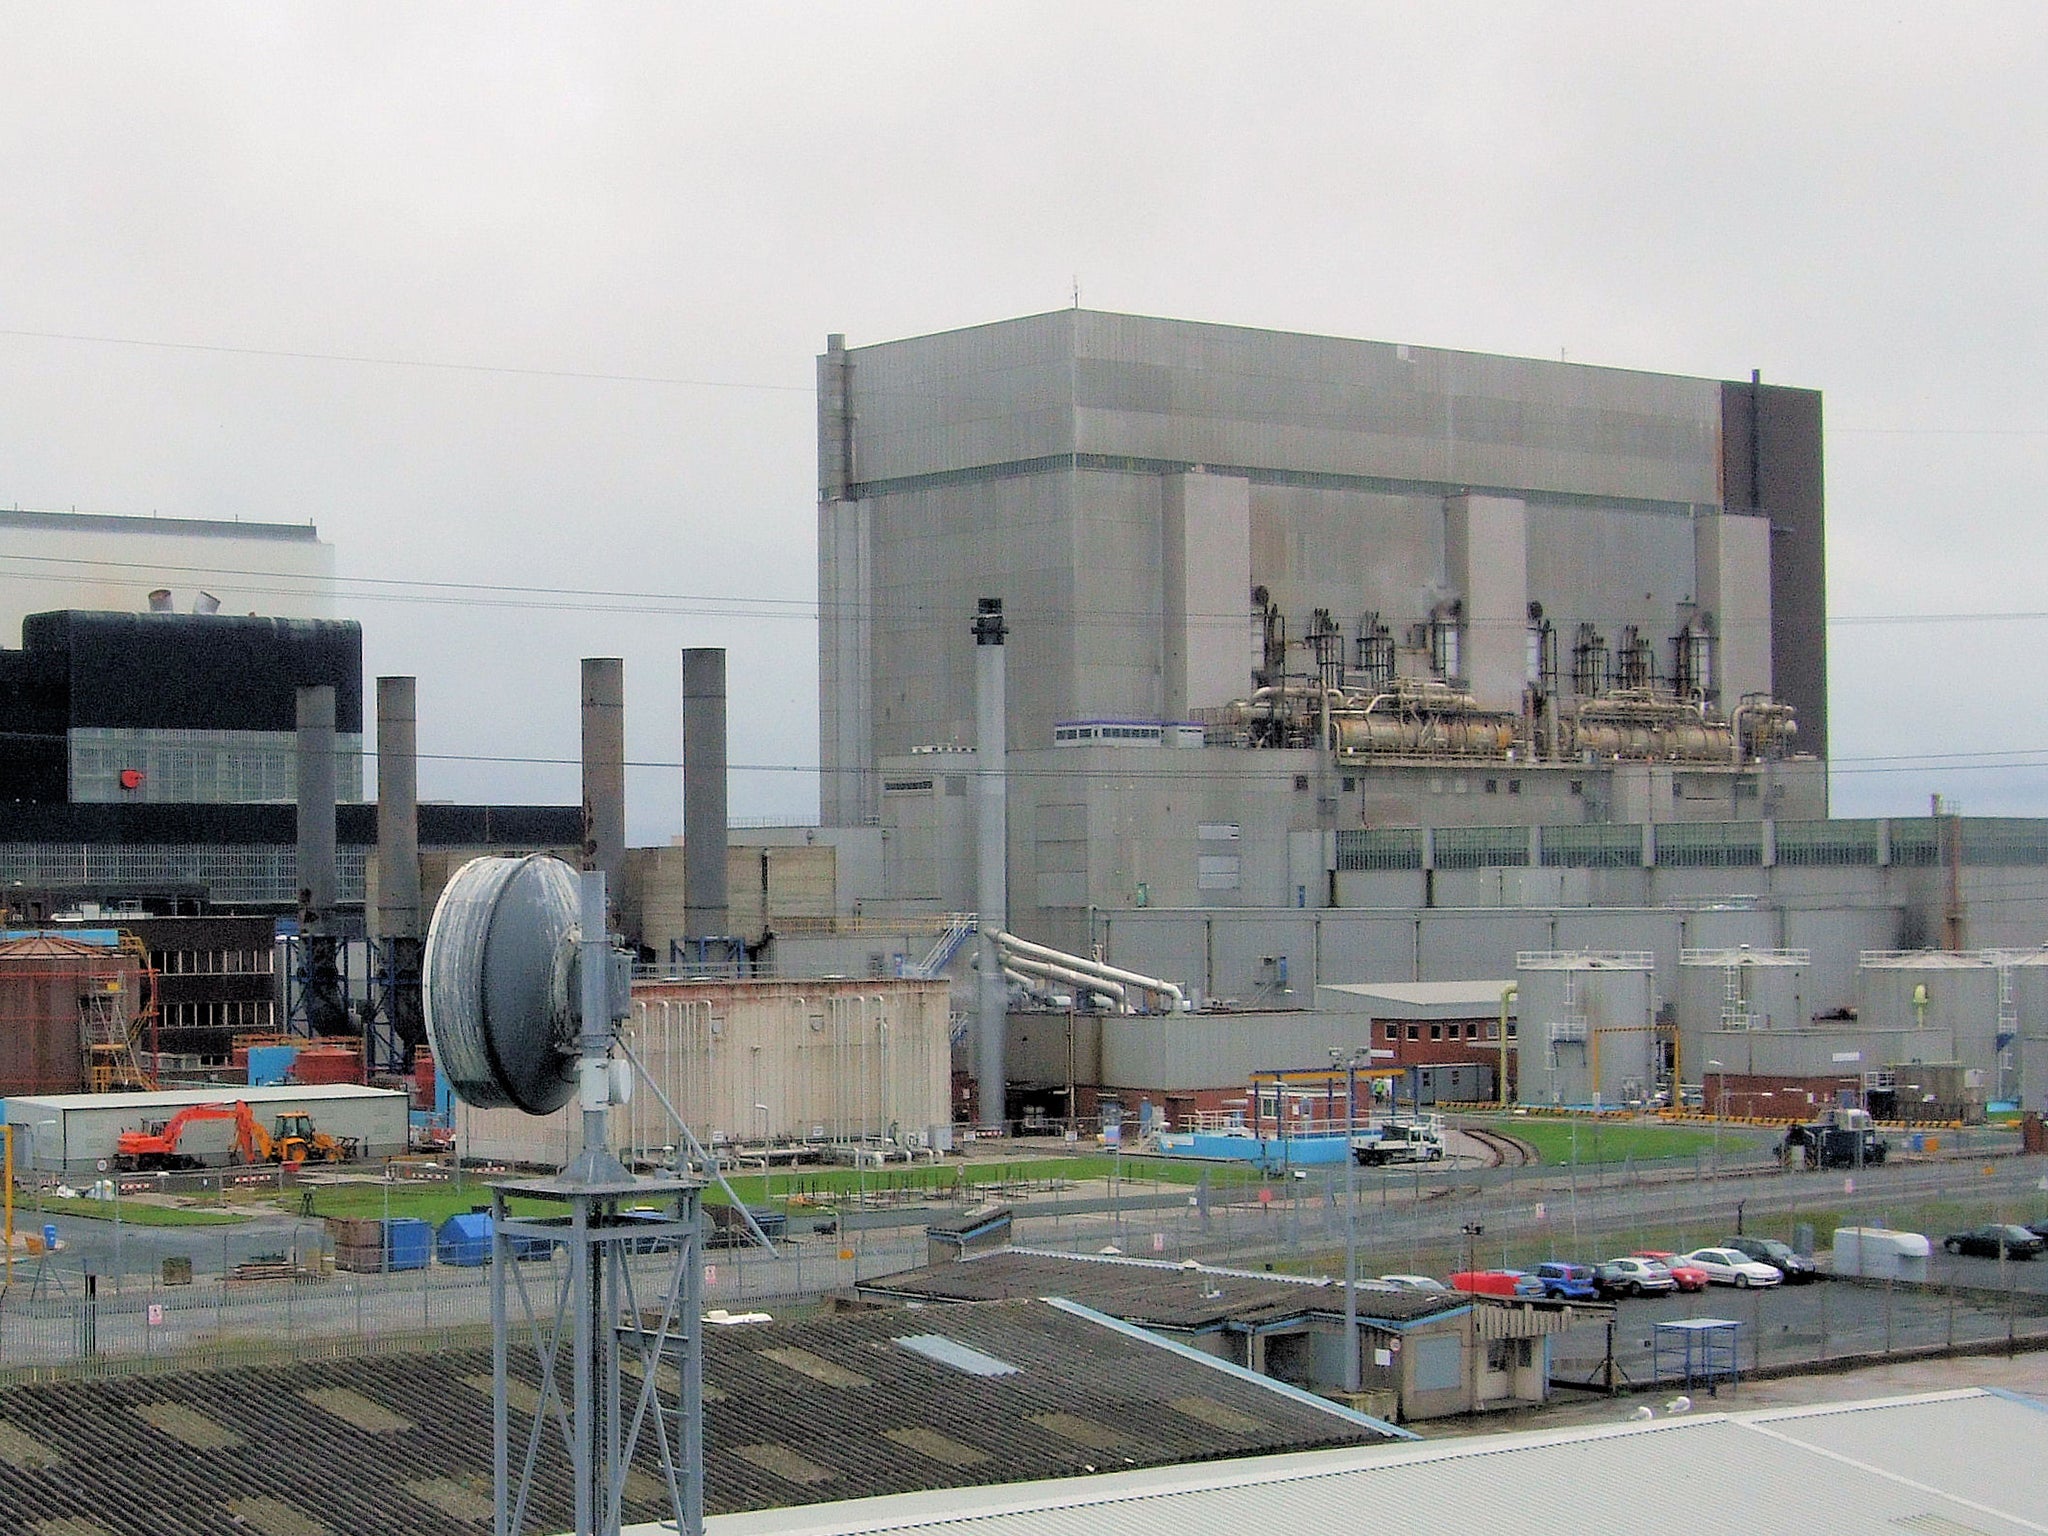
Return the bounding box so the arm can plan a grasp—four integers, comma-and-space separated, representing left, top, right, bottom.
0, 1300, 1395, 1533
691, 1389, 2048, 1536
858, 1249, 1463, 1330
5, 1084, 406, 1112
1319, 981, 1515, 1014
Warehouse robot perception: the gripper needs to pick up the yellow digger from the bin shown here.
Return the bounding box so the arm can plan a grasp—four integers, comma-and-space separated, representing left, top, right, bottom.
249, 1108, 361, 1166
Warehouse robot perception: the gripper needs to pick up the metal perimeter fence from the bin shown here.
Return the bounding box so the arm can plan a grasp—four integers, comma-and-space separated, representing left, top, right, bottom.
7, 1150, 2048, 1383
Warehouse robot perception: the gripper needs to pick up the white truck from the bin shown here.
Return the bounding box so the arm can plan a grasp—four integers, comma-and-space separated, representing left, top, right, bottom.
1351, 1116, 1446, 1166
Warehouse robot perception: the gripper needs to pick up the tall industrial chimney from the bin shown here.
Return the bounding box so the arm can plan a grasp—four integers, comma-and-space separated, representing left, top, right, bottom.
581, 658, 626, 899
294, 684, 346, 1037
375, 676, 421, 941
296, 685, 338, 926
681, 647, 729, 944
973, 598, 1008, 1131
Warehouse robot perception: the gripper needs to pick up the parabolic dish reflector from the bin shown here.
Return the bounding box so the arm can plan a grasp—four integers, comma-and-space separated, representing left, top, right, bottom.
424, 853, 581, 1113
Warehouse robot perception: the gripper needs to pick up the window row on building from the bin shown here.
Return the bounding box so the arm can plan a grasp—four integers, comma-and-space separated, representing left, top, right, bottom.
1335, 817, 2040, 873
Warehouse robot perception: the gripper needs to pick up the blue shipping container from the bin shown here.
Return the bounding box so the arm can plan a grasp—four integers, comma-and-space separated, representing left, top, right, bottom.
437, 1211, 553, 1266
384, 1217, 432, 1271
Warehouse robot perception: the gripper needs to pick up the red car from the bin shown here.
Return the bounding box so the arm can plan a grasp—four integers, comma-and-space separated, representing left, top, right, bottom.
1634, 1250, 1708, 1292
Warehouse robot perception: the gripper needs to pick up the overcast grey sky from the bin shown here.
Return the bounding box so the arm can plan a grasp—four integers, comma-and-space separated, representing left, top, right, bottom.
3, 4, 2044, 841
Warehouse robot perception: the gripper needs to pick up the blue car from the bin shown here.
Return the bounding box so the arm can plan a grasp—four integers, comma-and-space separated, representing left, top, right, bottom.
1532, 1261, 1600, 1301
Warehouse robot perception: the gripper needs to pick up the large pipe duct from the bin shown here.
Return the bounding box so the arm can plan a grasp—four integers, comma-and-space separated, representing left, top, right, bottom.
1003, 955, 1126, 1011
580, 658, 626, 896
681, 647, 729, 943
995, 930, 1186, 1011
974, 598, 1008, 1131
375, 676, 421, 941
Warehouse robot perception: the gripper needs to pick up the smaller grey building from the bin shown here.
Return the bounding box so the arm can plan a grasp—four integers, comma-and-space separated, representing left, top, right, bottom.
3, 1083, 410, 1175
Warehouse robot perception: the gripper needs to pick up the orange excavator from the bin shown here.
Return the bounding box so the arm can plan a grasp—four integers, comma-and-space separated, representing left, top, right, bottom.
114, 1101, 360, 1171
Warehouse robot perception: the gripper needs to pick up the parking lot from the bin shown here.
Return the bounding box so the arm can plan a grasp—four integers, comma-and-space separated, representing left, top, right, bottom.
1555, 1262, 2048, 1388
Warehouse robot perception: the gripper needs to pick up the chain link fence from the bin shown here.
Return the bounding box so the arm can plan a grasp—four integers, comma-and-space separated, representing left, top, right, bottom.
7, 1150, 2048, 1382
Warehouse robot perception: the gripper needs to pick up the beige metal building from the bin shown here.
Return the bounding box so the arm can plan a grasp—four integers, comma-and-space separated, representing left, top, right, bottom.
455, 976, 953, 1165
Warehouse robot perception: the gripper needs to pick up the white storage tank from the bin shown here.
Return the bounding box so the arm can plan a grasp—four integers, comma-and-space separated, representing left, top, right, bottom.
1675, 947, 1810, 1086
1515, 952, 1656, 1108
1996, 948, 2048, 1109
1859, 951, 2001, 1078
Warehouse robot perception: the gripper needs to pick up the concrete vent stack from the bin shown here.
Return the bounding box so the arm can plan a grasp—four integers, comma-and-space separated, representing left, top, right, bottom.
295, 684, 348, 1038
375, 676, 421, 941
581, 658, 626, 897
295, 685, 338, 926
681, 647, 729, 944
974, 598, 1008, 1131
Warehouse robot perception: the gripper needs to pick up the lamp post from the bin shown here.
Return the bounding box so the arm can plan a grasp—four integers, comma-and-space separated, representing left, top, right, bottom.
1708, 1060, 1724, 1174
1462, 1220, 1484, 1277
1332, 1047, 1364, 1394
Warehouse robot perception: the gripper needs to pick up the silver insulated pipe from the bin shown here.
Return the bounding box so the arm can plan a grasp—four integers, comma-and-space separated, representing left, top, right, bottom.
973, 598, 1008, 1131
295, 685, 338, 927
681, 647, 729, 942
375, 675, 421, 940
581, 658, 626, 894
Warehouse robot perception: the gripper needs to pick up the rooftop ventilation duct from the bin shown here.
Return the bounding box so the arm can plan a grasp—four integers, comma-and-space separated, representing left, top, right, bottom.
193, 590, 221, 614
147, 589, 173, 612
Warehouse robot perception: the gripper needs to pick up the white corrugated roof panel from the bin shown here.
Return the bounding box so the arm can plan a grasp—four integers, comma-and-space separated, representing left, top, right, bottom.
7, 1084, 405, 1114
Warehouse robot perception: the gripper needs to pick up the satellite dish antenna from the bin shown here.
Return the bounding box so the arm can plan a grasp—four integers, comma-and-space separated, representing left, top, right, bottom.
424, 854, 703, 1536
425, 853, 581, 1114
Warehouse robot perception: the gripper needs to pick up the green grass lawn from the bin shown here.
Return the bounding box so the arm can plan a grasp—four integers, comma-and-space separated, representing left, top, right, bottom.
1478, 1117, 1774, 1166
24, 1195, 247, 1227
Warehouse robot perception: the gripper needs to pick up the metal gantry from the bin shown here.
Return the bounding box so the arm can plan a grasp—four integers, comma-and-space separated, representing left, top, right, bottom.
490, 1173, 703, 1536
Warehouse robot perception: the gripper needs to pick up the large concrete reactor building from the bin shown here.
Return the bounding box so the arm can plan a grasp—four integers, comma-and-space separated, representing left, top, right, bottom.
818, 310, 1825, 941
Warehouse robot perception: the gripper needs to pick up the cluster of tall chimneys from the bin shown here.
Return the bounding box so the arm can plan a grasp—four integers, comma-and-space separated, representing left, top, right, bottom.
291, 650, 731, 965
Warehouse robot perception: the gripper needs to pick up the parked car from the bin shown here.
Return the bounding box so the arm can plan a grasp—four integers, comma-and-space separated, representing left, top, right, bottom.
1943, 1224, 2046, 1260
1593, 1256, 1677, 1298
1378, 1273, 1450, 1293
1450, 1270, 1546, 1298
1532, 1261, 1600, 1301
1634, 1250, 1708, 1293
1723, 1235, 1820, 1284
2026, 1220, 2048, 1242
1676, 1247, 1784, 1288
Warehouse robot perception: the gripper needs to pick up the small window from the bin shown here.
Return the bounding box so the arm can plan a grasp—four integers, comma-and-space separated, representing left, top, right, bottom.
1569, 779, 1584, 796
1485, 778, 1499, 794
1293, 774, 1310, 791
1508, 779, 1522, 795
1406, 1024, 1421, 1041
1429, 1024, 1443, 1040
1384, 1023, 1398, 1040
1342, 776, 1357, 792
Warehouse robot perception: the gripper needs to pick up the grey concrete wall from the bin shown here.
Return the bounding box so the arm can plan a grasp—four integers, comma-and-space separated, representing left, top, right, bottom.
1445, 494, 1528, 713
1162, 471, 1253, 717
1695, 511, 1774, 713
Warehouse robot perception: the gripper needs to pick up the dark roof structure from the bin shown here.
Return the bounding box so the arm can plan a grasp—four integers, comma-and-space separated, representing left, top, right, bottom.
0, 1300, 1396, 1535
859, 1248, 1466, 1333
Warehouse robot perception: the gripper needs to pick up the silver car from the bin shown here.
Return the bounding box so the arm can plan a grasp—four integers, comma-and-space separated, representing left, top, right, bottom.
1677, 1246, 1783, 1288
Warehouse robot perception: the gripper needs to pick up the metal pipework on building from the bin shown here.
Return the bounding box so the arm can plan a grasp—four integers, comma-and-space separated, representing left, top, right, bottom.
579, 659, 626, 899
681, 648, 729, 943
